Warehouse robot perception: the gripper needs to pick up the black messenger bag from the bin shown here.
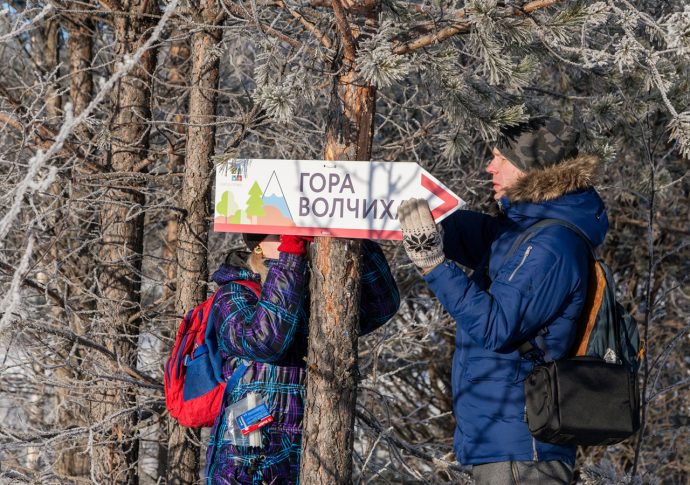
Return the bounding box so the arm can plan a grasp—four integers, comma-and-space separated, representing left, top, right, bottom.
524, 357, 640, 446
510, 219, 642, 446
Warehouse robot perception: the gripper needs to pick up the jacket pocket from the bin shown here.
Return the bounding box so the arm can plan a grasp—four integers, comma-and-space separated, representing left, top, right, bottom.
508, 245, 533, 282
464, 357, 521, 383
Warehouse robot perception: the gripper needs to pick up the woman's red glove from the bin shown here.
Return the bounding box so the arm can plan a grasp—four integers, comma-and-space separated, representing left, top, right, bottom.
278, 235, 314, 256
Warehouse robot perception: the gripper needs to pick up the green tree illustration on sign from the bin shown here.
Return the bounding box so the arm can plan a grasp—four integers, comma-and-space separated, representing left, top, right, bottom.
246, 181, 265, 224
216, 191, 229, 222
216, 190, 239, 223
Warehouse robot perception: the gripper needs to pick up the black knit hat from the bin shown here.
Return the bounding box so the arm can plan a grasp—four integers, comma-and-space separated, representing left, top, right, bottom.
497, 117, 580, 171
242, 233, 269, 251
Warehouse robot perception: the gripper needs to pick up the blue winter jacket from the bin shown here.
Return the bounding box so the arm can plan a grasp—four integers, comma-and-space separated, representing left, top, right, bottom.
424, 181, 608, 465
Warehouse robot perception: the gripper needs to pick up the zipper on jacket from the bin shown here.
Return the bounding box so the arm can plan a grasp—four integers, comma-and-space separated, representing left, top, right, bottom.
509, 245, 533, 282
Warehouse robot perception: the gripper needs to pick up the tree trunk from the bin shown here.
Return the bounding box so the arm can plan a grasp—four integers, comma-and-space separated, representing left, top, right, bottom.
68, 16, 94, 116
94, 2, 159, 483
31, 16, 62, 121
53, 13, 95, 480
300, 5, 378, 483
162, 36, 191, 298
167, 2, 223, 482
26, 13, 62, 473
158, 33, 190, 482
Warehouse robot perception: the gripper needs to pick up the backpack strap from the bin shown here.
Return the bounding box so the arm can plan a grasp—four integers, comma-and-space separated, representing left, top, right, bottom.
234, 279, 261, 298
507, 218, 595, 260
206, 358, 251, 469
223, 359, 251, 402
541, 218, 596, 255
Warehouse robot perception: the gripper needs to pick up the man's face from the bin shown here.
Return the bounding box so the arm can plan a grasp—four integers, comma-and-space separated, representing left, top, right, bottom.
486, 147, 525, 200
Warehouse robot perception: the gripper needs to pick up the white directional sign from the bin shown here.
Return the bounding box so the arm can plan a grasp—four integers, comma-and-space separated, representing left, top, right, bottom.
213, 158, 464, 240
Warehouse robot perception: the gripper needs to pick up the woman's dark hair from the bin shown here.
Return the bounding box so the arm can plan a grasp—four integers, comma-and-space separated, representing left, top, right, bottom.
242, 233, 268, 251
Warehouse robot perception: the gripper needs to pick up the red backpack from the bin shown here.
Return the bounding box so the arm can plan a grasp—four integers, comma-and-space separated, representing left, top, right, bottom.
164, 280, 261, 428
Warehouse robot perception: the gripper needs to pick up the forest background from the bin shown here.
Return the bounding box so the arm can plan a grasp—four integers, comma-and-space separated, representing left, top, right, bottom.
0, 0, 688, 484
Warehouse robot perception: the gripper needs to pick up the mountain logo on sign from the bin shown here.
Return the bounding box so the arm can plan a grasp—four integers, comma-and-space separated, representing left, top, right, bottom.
260, 171, 294, 226
230, 158, 249, 182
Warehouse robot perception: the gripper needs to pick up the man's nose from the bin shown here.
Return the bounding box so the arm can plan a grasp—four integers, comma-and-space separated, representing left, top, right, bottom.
486, 159, 496, 174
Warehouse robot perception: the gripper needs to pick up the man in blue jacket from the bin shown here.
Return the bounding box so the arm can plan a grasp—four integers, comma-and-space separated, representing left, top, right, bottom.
398, 117, 608, 484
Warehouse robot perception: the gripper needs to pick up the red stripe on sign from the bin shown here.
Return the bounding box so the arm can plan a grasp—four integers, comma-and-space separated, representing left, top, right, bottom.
213, 223, 403, 240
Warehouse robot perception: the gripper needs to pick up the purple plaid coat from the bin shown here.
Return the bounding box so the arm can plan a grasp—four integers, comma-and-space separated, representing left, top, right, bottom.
205, 241, 399, 484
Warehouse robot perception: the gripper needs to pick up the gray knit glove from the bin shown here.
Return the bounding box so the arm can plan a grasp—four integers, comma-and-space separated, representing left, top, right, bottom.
398, 198, 445, 272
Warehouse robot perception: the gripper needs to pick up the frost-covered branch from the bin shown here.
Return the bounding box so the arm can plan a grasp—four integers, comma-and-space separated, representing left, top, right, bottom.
0, 5, 55, 44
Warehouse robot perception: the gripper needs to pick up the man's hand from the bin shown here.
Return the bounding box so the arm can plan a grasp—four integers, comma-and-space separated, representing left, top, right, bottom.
398, 198, 444, 273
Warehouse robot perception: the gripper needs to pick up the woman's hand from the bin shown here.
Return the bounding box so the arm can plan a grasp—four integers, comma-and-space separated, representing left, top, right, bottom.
277, 235, 314, 256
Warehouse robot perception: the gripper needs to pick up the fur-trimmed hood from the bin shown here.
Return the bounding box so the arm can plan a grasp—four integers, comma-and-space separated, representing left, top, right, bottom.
504, 154, 601, 203
500, 154, 609, 247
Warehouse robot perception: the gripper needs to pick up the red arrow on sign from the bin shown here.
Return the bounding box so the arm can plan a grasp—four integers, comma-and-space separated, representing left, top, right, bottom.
422, 174, 459, 219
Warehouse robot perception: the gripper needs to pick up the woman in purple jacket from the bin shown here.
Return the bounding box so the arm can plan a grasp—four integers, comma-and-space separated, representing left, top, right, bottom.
205, 234, 399, 484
